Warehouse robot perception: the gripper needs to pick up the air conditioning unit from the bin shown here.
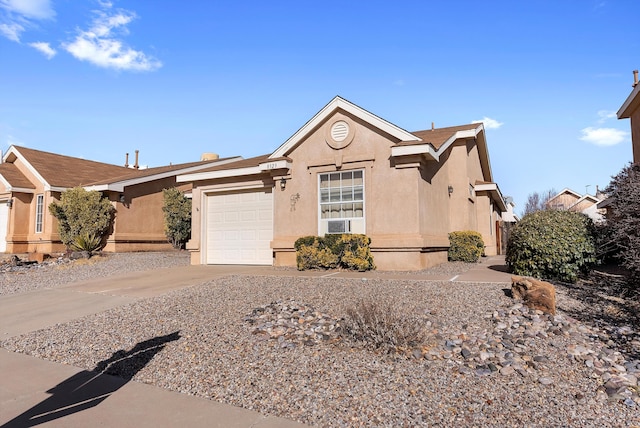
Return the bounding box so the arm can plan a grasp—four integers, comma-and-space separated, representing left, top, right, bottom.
327, 220, 351, 234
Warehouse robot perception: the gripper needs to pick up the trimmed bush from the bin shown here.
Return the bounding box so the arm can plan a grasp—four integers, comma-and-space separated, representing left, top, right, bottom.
162, 188, 192, 250
448, 231, 484, 262
506, 210, 597, 283
49, 187, 114, 250
294, 234, 375, 271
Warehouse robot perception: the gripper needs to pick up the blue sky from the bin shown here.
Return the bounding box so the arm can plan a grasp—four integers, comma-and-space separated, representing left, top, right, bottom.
1, 0, 637, 214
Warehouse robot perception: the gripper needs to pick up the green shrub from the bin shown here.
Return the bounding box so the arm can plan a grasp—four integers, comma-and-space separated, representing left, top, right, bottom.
341, 298, 429, 355
448, 231, 484, 262
49, 187, 114, 250
294, 234, 375, 271
295, 237, 339, 270
162, 188, 192, 249
339, 234, 375, 271
506, 210, 597, 283
70, 232, 103, 255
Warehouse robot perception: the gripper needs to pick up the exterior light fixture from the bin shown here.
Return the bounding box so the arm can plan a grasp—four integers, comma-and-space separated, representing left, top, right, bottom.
119, 194, 126, 203
448, 185, 454, 195
6, 198, 13, 208
280, 178, 287, 191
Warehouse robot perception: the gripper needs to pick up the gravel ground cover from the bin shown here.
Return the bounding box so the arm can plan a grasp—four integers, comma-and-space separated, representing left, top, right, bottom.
0, 251, 190, 296
2, 255, 640, 427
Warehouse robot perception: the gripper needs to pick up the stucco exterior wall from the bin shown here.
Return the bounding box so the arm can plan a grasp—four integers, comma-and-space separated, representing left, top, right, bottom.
632, 108, 640, 164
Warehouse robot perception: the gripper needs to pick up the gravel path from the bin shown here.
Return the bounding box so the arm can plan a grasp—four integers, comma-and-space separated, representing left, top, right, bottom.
2, 255, 640, 427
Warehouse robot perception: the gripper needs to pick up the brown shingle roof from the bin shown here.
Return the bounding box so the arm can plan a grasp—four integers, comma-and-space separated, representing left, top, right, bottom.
409, 123, 480, 149
185, 154, 271, 174
14, 146, 130, 188
0, 162, 36, 190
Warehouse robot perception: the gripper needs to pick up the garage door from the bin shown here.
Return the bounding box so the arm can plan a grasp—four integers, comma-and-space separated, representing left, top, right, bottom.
0, 202, 8, 253
205, 189, 273, 265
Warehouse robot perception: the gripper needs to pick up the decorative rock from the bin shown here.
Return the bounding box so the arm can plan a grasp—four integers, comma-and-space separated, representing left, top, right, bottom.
511, 275, 556, 315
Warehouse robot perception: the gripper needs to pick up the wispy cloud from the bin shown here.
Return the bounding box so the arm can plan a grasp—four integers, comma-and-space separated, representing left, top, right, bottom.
596, 110, 617, 123
29, 41, 55, 58
63, 3, 162, 72
0, 21, 22, 41
0, 0, 54, 20
580, 127, 629, 146
393, 79, 405, 86
0, 0, 54, 42
472, 117, 504, 130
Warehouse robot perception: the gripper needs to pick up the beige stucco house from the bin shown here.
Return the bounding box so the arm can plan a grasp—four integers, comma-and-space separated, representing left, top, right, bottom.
0, 146, 238, 254
617, 69, 640, 164
178, 96, 507, 270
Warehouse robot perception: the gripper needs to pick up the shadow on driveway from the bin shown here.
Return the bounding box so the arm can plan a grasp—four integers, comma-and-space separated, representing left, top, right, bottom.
1, 331, 180, 427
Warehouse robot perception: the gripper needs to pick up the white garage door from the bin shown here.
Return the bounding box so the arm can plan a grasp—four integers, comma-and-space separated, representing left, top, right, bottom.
205, 189, 273, 265
0, 202, 8, 253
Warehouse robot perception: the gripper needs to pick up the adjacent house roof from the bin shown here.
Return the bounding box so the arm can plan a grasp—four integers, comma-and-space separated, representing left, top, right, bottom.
2, 145, 242, 193
0, 162, 36, 192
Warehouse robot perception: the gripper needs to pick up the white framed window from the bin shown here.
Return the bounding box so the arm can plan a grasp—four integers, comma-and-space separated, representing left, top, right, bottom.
35, 194, 44, 233
318, 170, 365, 235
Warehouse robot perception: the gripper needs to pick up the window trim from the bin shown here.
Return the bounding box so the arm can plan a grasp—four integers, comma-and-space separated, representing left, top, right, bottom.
317, 169, 365, 235
35, 194, 44, 233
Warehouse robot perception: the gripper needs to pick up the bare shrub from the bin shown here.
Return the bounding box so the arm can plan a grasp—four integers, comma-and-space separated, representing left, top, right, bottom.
341, 299, 429, 355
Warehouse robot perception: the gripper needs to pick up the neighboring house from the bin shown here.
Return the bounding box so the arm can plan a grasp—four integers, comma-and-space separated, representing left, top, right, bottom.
0, 146, 239, 254
502, 197, 519, 223
546, 188, 605, 222
178, 96, 507, 270
617, 69, 640, 164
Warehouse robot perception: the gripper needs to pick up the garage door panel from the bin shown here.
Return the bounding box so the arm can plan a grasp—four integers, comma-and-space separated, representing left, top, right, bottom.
206, 189, 273, 265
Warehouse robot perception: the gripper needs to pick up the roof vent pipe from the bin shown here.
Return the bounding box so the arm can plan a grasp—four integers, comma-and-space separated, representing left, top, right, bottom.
633, 70, 639, 88
431, 122, 435, 131
134, 150, 139, 170
125, 152, 129, 168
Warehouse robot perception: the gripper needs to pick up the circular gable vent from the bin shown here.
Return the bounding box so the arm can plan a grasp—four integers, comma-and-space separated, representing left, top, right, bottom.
331, 121, 350, 142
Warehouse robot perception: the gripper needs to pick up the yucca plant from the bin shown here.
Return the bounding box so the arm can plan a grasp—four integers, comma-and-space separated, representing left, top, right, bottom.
71, 232, 102, 257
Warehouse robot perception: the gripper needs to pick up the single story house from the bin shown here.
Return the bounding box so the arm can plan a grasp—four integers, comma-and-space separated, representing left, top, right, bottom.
178, 96, 507, 270
0, 146, 239, 254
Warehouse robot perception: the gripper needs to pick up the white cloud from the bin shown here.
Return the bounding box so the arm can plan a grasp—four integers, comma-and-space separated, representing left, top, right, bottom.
63, 4, 162, 72
580, 127, 629, 146
596, 110, 617, 123
0, 0, 53, 42
29, 41, 55, 58
0, 21, 22, 41
0, 0, 54, 20
472, 117, 504, 129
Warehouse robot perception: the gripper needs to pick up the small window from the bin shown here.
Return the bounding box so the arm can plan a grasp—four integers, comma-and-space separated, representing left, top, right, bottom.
35, 194, 44, 233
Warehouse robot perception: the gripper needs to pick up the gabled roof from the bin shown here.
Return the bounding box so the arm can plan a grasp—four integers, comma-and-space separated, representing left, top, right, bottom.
2, 145, 241, 193
546, 188, 582, 206
0, 162, 36, 192
4, 146, 130, 191
410, 124, 482, 150
269, 96, 419, 159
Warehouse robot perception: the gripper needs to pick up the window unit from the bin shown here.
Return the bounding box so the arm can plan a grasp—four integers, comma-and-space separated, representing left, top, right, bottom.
318, 170, 365, 235
35, 194, 44, 233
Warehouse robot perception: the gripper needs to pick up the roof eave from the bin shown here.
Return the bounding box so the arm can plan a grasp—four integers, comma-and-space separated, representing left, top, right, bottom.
618, 84, 640, 119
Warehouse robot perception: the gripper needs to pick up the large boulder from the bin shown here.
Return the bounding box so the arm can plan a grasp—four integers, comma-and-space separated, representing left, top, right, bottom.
511, 276, 556, 315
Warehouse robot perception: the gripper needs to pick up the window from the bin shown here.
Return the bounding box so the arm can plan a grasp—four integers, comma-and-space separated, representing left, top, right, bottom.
35, 194, 44, 233
318, 170, 365, 234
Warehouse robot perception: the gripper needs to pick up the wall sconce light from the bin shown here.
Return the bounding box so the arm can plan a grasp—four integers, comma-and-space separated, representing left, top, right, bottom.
6, 198, 13, 208
119, 194, 126, 203
280, 178, 287, 191
448, 185, 454, 196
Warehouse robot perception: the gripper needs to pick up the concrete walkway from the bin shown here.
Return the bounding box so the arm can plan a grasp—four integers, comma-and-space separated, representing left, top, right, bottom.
0, 256, 512, 427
